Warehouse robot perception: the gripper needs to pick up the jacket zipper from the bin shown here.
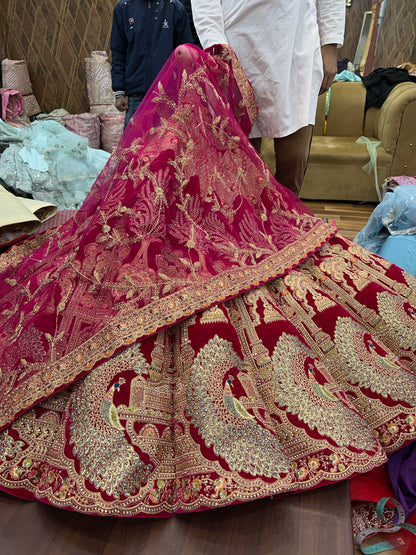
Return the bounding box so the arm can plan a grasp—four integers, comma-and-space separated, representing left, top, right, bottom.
146, 1, 152, 89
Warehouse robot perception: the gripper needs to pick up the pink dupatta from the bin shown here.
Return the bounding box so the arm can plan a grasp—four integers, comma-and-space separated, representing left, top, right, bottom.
0, 45, 335, 429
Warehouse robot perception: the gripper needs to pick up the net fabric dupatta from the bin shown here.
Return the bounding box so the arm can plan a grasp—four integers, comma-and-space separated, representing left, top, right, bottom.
0, 44, 331, 427
1, 45, 416, 517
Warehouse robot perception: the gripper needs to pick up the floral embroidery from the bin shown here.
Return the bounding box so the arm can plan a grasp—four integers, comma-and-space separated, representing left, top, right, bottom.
1, 48, 416, 518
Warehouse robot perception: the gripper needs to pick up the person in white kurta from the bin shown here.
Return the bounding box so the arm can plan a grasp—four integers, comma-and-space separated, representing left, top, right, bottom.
191, 0, 345, 194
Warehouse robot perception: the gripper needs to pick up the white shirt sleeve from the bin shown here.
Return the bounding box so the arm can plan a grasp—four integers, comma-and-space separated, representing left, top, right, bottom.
191, 0, 228, 48
316, 0, 346, 48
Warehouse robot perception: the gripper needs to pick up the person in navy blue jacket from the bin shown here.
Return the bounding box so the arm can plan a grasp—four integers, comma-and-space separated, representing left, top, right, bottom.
110, 0, 193, 127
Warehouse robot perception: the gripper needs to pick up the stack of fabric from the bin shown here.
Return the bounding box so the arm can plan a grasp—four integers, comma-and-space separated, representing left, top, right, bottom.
85, 50, 124, 152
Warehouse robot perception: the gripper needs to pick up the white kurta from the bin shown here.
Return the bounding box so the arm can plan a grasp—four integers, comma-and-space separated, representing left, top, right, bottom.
191, 0, 345, 138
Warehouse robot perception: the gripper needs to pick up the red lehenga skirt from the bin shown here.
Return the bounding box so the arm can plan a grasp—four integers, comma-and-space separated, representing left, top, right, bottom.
1, 45, 416, 517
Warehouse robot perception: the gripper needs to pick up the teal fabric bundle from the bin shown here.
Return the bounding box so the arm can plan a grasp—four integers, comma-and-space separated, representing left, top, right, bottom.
0, 120, 110, 209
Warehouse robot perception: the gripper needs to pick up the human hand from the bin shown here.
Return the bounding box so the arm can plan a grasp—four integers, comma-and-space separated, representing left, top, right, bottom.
115, 96, 129, 112
208, 43, 232, 58
319, 44, 337, 95
175, 44, 199, 65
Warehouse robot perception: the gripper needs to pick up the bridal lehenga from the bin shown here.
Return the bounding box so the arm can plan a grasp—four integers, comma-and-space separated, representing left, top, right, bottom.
1, 45, 416, 517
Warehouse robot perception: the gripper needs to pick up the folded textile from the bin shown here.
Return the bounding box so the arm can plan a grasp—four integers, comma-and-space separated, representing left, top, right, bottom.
34, 108, 70, 126
63, 112, 101, 149
100, 113, 124, 152
0, 88, 24, 121
362, 67, 416, 110
0, 183, 57, 246
0, 118, 22, 150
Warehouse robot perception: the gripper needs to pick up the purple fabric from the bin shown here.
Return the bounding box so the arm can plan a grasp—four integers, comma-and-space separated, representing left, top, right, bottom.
390, 176, 416, 186
387, 440, 416, 520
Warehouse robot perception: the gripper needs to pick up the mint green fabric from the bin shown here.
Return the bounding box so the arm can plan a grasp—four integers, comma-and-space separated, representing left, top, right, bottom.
356, 136, 382, 200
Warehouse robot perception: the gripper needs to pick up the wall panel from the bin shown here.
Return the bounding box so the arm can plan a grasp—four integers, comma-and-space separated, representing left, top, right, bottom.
373, 0, 416, 69
0, 0, 115, 114
0, 1, 415, 115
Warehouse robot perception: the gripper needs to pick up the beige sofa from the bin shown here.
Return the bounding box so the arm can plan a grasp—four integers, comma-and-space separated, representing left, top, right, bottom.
261, 80, 416, 202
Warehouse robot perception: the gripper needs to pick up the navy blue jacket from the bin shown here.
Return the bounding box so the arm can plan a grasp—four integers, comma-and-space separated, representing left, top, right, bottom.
110, 0, 193, 97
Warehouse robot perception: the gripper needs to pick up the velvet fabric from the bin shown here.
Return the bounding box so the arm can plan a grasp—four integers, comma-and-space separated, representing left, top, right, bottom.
1, 45, 416, 517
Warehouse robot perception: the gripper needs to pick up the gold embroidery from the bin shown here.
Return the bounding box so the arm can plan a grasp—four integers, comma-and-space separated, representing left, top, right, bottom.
200, 305, 229, 325
271, 333, 378, 450
243, 285, 285, 325
149, 331, 168, 380
70, 359, 152, 498
0, 220, 333, 430
333, 316, 416, 404
186, 335, 291, 477
377, 291, 416, 354
283, 271, 336, 313
228, 296, 273, 372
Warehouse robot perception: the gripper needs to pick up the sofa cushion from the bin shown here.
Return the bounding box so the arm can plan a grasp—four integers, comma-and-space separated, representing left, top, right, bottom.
309, 136, 392, 167
301, 163, 388, 202
300, 136, 393, 202
325, 82, 367, 137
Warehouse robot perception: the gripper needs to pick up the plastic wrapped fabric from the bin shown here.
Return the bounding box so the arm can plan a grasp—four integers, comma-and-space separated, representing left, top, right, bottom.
1, 59, 41, 117
0, 88, 24, 121
63, 112, 101, 149
100, 113, 124, 153
355, 185, 416, 255
85, 51, 115, 108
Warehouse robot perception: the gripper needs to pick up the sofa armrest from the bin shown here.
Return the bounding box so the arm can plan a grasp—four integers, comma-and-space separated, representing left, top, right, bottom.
377, 82, 416, 176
